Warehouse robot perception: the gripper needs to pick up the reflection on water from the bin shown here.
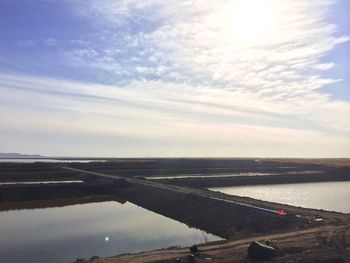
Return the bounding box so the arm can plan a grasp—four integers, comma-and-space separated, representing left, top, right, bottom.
0, 159, 104, 163
211, 181, 350, 213
0, 196, 123, 211
145, 171, 323, 180
0, 201, 221, 263
145, 172, 273, 179
0, 180, 83, 185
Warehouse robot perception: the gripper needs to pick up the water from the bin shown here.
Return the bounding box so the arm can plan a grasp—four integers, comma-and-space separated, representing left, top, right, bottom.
0, 201, 221, 263
210, 181, 350, 213
145, 171, 323, 180
0, 180, 83, 185
0, 159, 103, 163
145, 173, 273, 179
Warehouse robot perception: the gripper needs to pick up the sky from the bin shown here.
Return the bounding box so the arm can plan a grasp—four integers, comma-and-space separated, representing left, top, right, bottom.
0, 0, 349, 157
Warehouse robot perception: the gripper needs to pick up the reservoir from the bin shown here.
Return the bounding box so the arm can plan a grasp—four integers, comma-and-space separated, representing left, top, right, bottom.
0, 159, 103, 163
0, 200, 220, 263
210, 181, 350, 213
145, 170, 321, 180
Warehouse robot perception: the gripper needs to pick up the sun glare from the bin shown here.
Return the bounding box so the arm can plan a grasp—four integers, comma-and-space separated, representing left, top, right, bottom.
221, 0, 281, 45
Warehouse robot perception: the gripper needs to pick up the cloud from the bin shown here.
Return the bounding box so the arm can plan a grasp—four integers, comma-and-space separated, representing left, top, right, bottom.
0, 72, 349, 156
45, 38, 57, 47
66, 1, 350, 128
0, 0, 349, 156
67, 1, 350, 91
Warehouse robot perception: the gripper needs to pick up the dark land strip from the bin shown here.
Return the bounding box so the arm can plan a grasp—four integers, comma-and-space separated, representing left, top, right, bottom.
0, 159, 349, 262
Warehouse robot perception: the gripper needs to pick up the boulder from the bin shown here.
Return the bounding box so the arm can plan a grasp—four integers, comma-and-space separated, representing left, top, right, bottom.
176, 255, 196, 263
189, 245, 199, 255
247, 241, 275, 260
265, 239, 277, 248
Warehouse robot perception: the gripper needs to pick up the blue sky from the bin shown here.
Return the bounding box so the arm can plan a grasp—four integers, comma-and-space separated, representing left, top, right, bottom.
0, 0, 349, 157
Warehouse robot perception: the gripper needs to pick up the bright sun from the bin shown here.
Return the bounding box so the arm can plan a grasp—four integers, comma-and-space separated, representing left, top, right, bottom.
221, 0, 282, 45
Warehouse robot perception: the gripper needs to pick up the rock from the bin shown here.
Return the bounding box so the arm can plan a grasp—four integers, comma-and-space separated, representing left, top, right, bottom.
247, 241, 275, 260
265, 239, 277, 248
189, 245, 199, 255
75, 258, 85, 263
89, 256, 99, 261
176, 255, 196, 263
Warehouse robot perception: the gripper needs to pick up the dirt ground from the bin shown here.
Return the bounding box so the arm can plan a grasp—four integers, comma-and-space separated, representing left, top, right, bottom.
1, 159, 349, 262
91, 224, 350, 263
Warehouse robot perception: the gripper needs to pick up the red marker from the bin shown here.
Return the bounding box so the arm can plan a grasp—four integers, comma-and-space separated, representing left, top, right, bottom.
277, 210, 286, 216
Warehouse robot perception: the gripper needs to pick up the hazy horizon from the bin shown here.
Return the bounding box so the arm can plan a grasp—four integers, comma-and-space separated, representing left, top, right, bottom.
1, 0, 349, 157
1, 152, 350, 159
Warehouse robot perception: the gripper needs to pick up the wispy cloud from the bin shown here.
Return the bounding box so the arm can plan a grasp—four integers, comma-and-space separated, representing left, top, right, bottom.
72, 0, 350, 129
0, 0, 349, 156
0, 71, 349, 157
69, 0, 349, 84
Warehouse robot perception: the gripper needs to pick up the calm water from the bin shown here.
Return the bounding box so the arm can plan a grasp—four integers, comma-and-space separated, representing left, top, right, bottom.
0, 180, 83, 185
0, 159, 103, 163
145, 171, 322, 180
0, 201, 220, 263
210, 181, 350, 213
145, 172, 273, 179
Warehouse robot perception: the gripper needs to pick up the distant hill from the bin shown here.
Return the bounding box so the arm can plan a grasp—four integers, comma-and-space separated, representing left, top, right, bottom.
0, 152, 44, 158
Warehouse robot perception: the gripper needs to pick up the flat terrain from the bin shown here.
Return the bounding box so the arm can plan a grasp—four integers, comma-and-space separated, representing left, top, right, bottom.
68, 158, 350, 187
0, 158, 349, 262
99, 225, 350, 263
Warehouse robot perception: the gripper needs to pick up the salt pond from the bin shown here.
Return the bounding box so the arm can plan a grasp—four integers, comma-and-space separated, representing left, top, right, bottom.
0, 201, 221, 263
211, 181, 350, 213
